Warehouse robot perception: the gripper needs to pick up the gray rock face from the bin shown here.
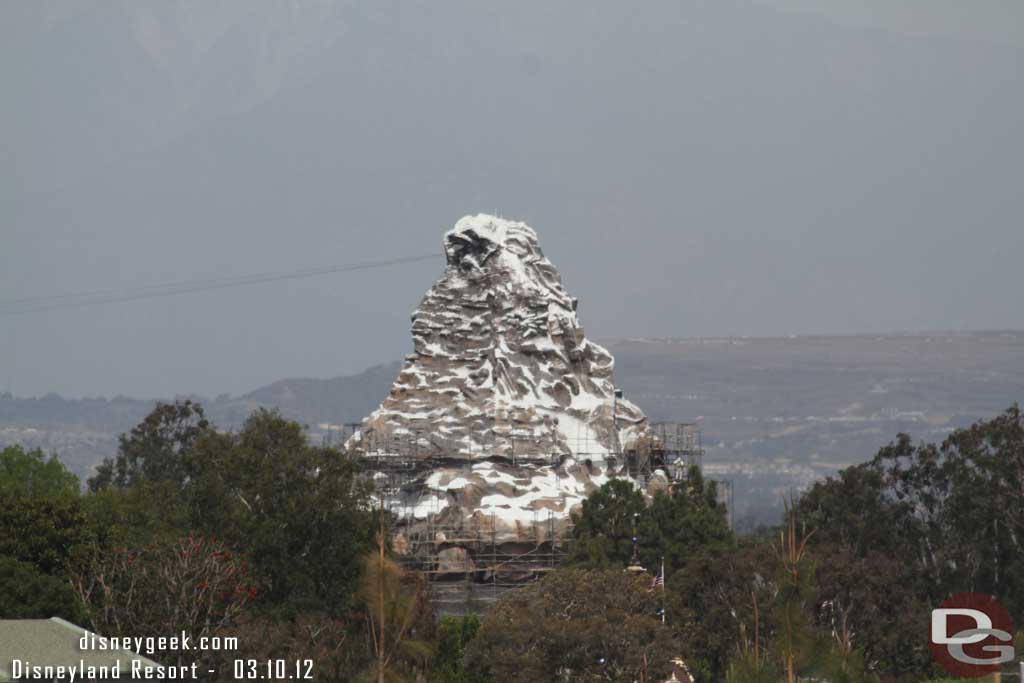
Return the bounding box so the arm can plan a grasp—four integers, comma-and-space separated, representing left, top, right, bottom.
347, 214, 651, 551
349, 214, 648, 462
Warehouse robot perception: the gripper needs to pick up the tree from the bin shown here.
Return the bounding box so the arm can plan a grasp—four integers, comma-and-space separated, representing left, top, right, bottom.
798, 461, 915, 559
88, 400, 211, 491
724, 590, 777, 683
570, 469, 732, 578
1, 444, 80, 498
725, 650, 778, 683
80, 480, 192, 550
204, 613, 366, 683
670, 543, 776, 682
566, 468, 735, 682
186, 409, 375, 616
465, 568, 689, 683
639, 466, 733, 576
360, 512, 434, 683
71, 534, 255, 667
0, 496, 87, 575
0, 447, 85, 620
812, 546, 930, 680
796, 405, 1024, 680
873, 404, 1024, 614
770, 501, 819, 683
431, 615, 481, 683
42, 402, 374, 680
0, 496, 88, 620
821, 603, 880, 683
84, 405, 373, 622
569, 478, 646, 568
0, 556, 83, 621
798, 458, 930, 679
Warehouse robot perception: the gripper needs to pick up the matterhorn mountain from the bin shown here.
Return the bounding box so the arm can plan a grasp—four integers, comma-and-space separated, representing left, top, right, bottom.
351, 214, 649, 459
347, 215, 658, 558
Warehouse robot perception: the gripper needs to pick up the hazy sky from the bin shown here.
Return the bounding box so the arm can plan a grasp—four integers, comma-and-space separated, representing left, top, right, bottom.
3, 0, 1023, 398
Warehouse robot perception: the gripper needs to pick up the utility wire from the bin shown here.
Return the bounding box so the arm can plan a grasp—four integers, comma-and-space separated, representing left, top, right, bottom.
2, 252, 441, 307
0, 252, 441, 316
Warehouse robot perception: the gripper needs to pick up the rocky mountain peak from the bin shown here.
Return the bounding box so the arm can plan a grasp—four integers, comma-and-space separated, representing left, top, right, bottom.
350, 214, 648, 463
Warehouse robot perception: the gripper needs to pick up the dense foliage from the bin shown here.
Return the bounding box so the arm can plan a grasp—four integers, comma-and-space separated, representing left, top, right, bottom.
564, 406, 1024, 682
88, 400, 211, 491
799, 403, 1024, 680
186, 409, 375, 616
431, 615, 481, 683
2, 404, 1023, 681
569, 465, 732, 578
70, 534, 256, 667
466, 569, 692, 683
1, 443, 80, 498
3, 403, 380, 680
0, 445, 86, 621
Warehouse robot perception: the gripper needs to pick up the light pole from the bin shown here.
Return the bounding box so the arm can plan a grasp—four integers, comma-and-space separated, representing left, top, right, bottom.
626, 511, 644, 574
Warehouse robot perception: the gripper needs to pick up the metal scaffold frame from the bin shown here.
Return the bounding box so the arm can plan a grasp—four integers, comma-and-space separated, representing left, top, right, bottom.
395, 509, 575, 614
623, 421, 704, 484
340, 420, 730, 612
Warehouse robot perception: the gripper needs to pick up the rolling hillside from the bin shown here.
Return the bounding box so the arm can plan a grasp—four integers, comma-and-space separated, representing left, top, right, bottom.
3, 331, 1021, 526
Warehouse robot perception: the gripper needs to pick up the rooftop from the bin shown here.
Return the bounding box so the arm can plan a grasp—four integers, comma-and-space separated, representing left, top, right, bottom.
0, 618, 160, 682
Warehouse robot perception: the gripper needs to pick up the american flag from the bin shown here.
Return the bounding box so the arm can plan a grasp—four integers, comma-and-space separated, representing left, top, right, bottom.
650, 561, 665, 590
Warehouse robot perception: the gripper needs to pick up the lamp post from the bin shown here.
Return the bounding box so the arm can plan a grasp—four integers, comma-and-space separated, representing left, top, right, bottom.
626, 511, 644, 574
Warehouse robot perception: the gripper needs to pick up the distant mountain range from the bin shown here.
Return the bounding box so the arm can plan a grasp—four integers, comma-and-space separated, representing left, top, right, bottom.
0, 362, 401, 481
3, 331, 1022, 527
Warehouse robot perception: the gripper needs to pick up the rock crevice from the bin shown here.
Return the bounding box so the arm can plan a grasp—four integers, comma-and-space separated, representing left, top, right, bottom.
347, 215, 654, 554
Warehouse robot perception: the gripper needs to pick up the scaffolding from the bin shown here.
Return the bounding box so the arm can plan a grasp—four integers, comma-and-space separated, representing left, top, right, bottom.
394, 509, 575, 614
345, 420, 727, 612
624, 421, 704, 485
717, 479, 735, 531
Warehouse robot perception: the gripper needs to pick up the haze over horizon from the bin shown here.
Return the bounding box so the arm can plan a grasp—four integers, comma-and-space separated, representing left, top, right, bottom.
6, 330, 1024, 403
4, 1, 1022, 399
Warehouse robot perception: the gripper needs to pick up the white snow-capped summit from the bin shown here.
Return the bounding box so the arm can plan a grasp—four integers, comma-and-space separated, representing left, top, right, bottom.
443, 214, 539, 269
345, 215, 661, 556
348, 213, 648, 462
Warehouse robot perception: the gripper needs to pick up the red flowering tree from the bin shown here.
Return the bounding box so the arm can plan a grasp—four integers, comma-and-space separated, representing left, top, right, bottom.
71, 534, 255, 664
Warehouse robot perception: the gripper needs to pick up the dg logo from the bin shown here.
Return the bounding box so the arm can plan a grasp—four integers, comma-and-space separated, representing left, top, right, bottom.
930, 592, 1016, 678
